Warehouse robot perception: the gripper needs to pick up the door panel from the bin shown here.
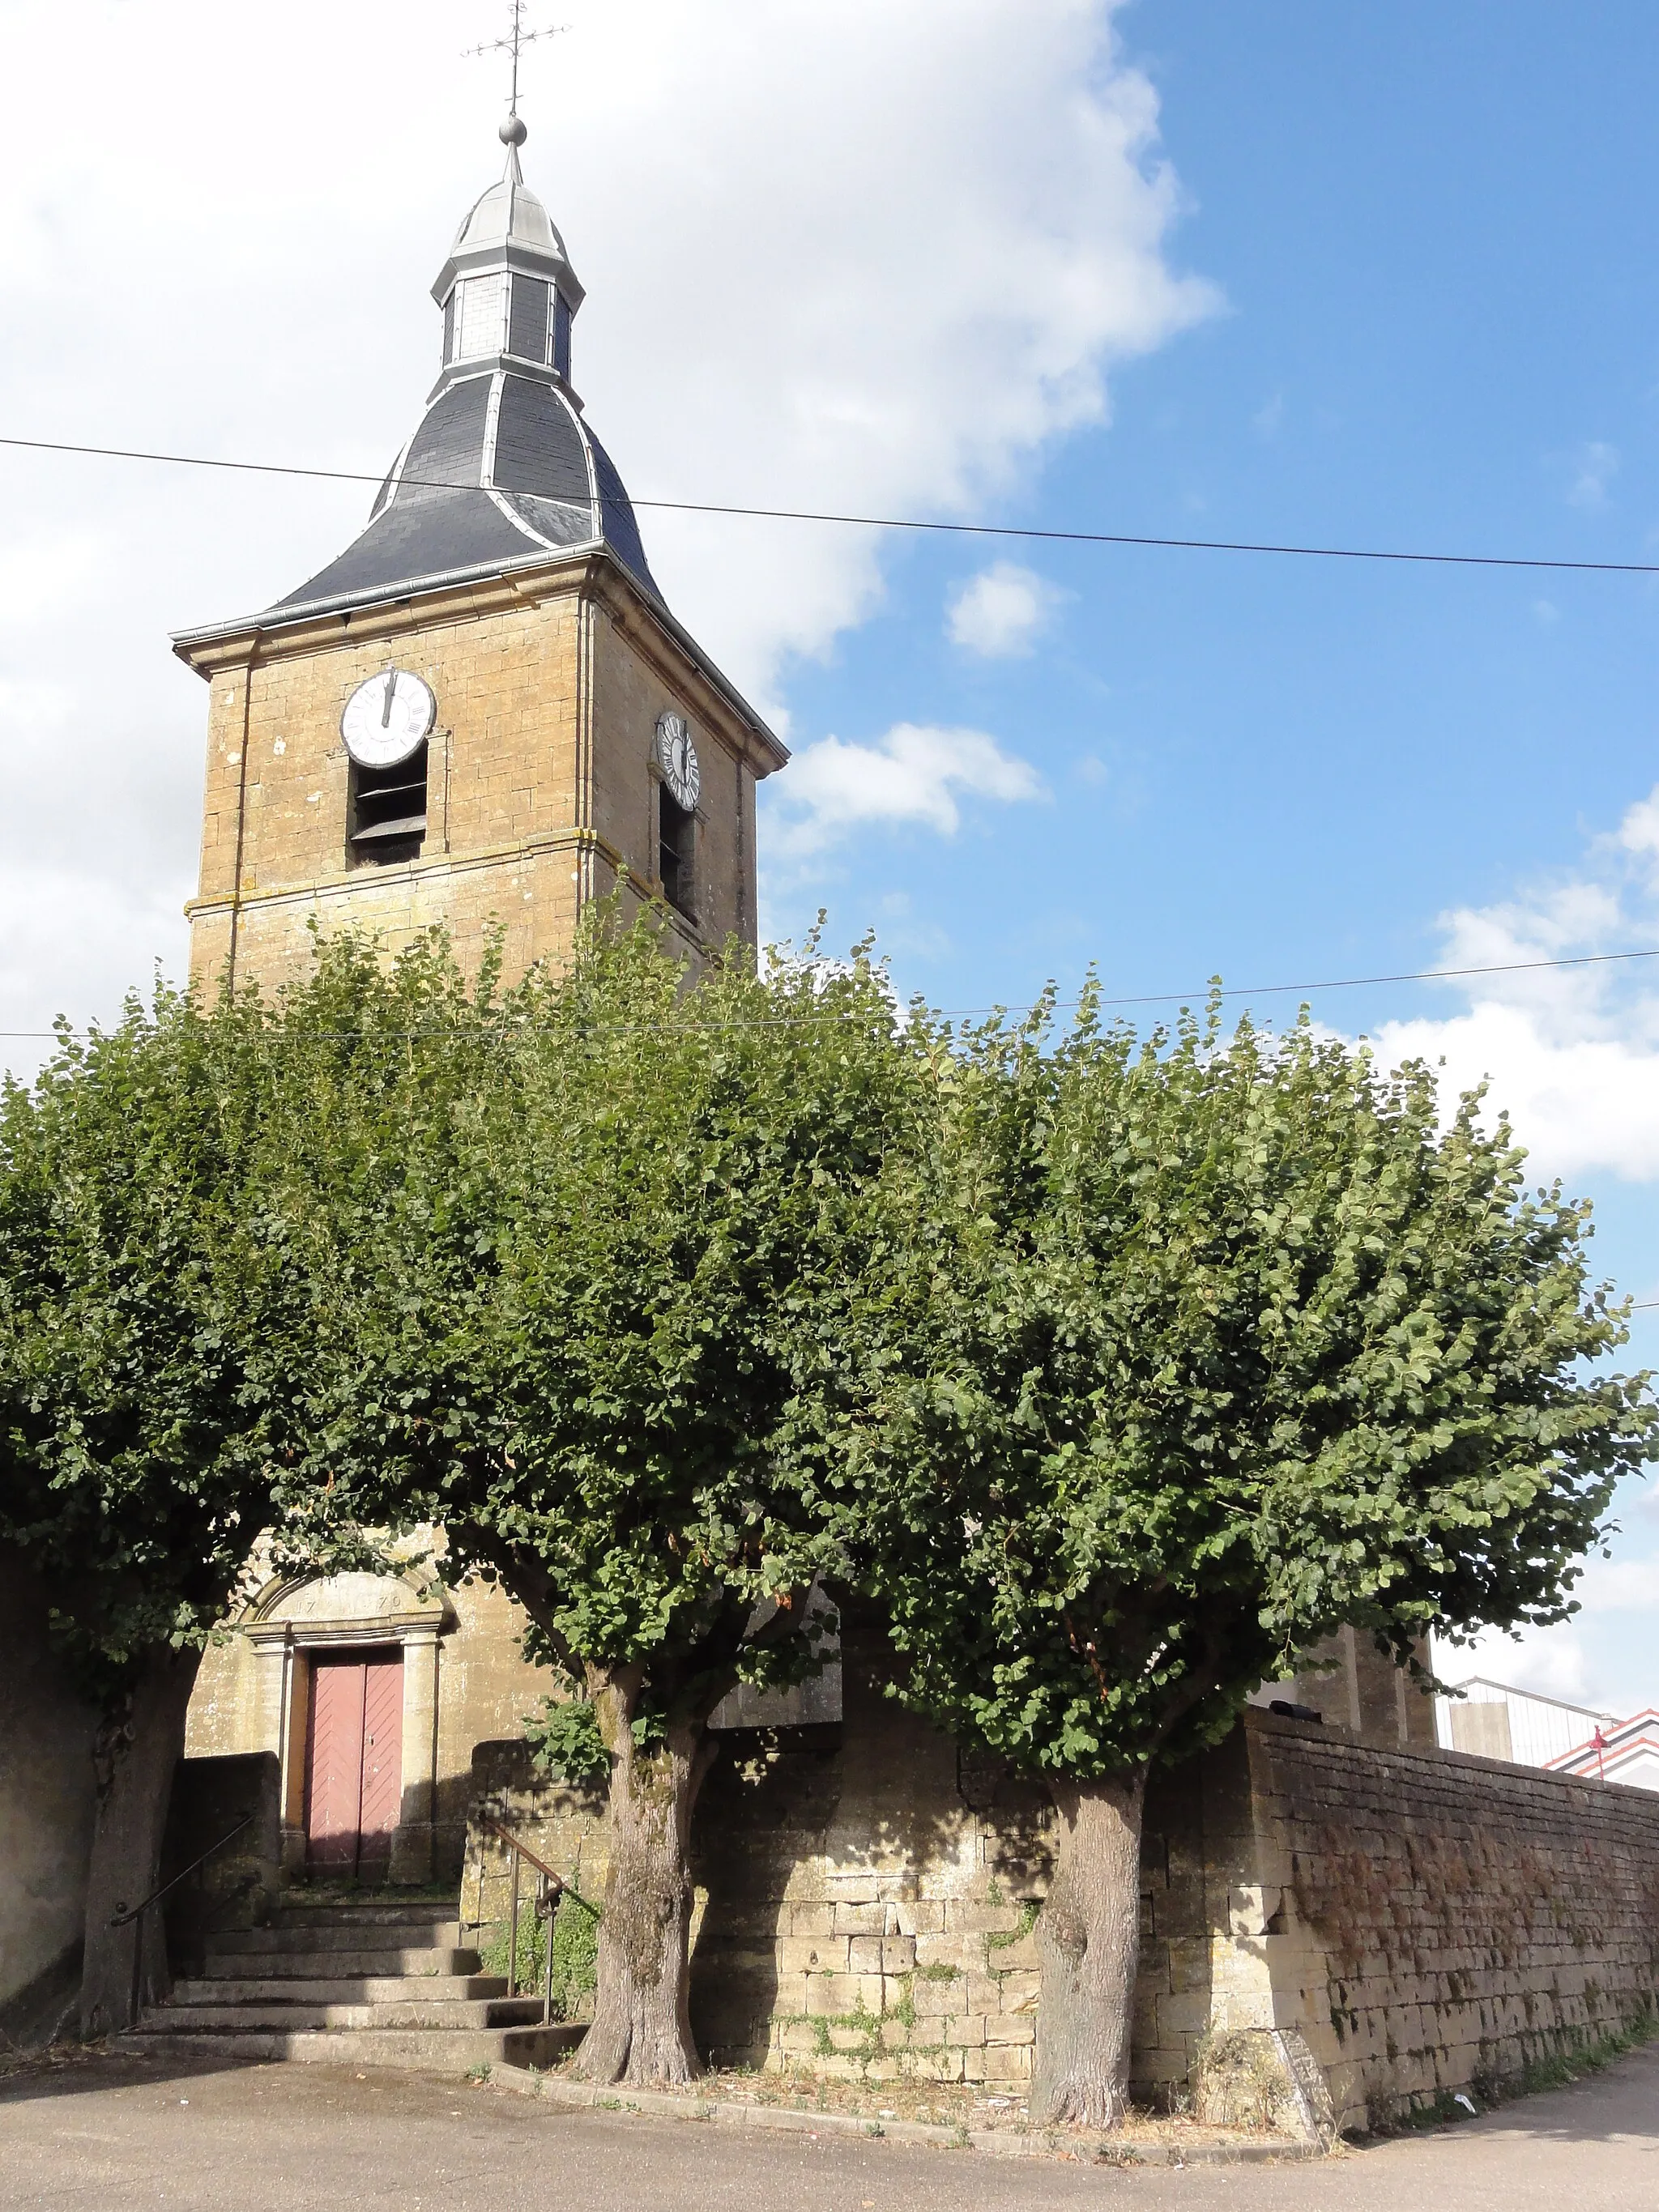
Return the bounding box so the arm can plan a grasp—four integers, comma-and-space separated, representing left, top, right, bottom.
305, 1658, 368, 1874
356, 1652, 404, 1873
304, 1649, 404, 1880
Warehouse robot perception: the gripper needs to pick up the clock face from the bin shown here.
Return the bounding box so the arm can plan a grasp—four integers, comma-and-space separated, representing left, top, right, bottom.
341, 669, 437, 769
655, 710, 701, 811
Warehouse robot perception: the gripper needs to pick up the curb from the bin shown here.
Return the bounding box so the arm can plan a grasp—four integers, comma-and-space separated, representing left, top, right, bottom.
488, 2065, 1326, 2166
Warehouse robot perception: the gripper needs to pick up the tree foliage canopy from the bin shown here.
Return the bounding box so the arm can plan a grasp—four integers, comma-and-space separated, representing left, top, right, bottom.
844, 993, 1657, 1780
241, 914, 928, 2082
256, 917, 922, 1731
0, 987, 292, 1687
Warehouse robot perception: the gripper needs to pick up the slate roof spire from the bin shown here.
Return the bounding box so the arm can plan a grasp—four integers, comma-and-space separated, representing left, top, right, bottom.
432, 117, 586, 396
269, 121, 659, 622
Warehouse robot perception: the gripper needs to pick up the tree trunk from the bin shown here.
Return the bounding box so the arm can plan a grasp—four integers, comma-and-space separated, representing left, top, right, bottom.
79, 1646, 202, 2039
573, 1703, 713, 2086
1030, 1767, 1149, 2129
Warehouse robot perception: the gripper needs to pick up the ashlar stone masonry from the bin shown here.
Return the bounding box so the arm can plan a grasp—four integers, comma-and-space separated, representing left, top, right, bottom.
464, 1606, 1659, 2134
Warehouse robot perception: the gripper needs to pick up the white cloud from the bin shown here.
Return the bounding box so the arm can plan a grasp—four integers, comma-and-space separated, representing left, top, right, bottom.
1617, 791, 1659, 866
1373, 1004, 1659, 1183
0, 0, 1214, 1055
1441, 1620, 1595, 1705
769, 723, 1046, 857
1363, 781, 1659, 1183
1377, 796, 1659, 1722
946, 562, 1070, 658
1437, 1547, 1659, 1720
1582, 1557, 1659, 1610
1567, 439, 1620, 509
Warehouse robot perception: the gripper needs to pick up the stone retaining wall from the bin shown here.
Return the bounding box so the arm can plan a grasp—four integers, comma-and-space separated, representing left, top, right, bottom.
0, 1553, 98, 2045
464, 1608, 1659, 2133
1215, 1715, 1659, 2129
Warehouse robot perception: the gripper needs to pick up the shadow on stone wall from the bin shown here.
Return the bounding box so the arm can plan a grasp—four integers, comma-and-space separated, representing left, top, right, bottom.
0, 1550, 99, 2048
455, 1618, 1659, 2132
162, 1754, 281, 1976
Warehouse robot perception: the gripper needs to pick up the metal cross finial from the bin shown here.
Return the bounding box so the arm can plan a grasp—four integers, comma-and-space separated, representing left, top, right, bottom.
463, 0, 569, 130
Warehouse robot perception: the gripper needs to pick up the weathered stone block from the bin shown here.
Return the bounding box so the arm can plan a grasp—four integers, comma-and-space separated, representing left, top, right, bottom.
983, 2042, 1034, 2082
985, 1933, 1042, 1972
776, 1937, 845, 1976
914, 1933, 971, 1971
801, 1971, 884, 2017
787, 1903, 839, 1938
992, 1969, 1041, 2014
1228, 1884, 1282, 1936
1157, 1991, 1213, 2037
954, 1903, 1026, 1936
833, 1903, 887, 1937
1167, 1940, 1213, 1995
911, 1977, 963, 2018
963, 1973, 1004, 2016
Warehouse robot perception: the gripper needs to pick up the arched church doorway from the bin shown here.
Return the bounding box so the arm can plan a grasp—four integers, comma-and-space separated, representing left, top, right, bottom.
303, 1648, 405, 1882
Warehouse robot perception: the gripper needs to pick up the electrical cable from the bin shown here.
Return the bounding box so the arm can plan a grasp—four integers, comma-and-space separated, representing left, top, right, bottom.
4, 432, 1659, 578
0, 942, 1655, 1040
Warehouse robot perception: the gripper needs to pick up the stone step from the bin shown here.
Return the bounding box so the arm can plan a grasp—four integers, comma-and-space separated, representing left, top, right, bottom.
132, 1996, 548, 2033
268, 1905, 463, 1937
112, 2024, 583, 2071
171, 1975, 511, 2006
201, 1946, 484, 1981
208, 1924, 465, 1957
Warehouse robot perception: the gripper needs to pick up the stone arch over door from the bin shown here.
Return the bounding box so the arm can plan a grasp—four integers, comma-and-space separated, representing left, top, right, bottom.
240, 1570, 454, 1883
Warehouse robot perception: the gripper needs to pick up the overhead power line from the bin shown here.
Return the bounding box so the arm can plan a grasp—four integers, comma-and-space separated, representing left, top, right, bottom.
1060, 944, 1659, 1012
0, 943, 1655, 1042
4, 432, 1659, 578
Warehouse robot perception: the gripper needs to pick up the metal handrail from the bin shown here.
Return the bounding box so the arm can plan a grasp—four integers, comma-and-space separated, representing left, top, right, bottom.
469, 1815, 600, 2021
479, 1818, 600, 1916
111, 1809, 259, 2032
109, 1813, 257, 1929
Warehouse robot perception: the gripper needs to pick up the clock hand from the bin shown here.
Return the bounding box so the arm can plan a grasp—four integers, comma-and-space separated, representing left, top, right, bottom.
382, 671, 397, 728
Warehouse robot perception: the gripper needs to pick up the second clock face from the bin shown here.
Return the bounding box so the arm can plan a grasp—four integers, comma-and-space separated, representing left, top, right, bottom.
655, 710, 702, 811
341, 669, 437, 768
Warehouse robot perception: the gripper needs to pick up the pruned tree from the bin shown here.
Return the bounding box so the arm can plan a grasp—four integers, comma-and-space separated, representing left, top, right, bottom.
259, 917, 919, 2084
0, 986, 320, 2035
843, 995, 1657, 2128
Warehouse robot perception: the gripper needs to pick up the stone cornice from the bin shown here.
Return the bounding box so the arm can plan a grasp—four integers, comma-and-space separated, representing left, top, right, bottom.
185, 821, 708, 960
173, 548, 789, 779
186, 821, 621, 917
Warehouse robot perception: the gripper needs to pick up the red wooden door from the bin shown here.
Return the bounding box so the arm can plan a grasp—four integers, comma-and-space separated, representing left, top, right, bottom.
305, 1651, 403, 1880
357, 1652, 403, 1875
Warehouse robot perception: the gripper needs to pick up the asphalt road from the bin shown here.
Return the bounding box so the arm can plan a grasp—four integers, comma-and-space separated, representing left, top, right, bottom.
2, 2043, 1657, 2212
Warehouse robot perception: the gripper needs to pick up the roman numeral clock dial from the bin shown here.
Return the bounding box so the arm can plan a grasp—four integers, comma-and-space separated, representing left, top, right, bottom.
655, 711, 701, 808
341, 669, 437, 767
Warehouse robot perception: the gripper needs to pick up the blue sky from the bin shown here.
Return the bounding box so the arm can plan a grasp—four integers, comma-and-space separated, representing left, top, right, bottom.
768, 2, 1659, 1013
755, 2, 1659, 1714
0, 0, 1653, 1716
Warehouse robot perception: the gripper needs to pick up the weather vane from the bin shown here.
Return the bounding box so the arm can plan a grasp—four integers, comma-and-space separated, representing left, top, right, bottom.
465, 0, 569, 133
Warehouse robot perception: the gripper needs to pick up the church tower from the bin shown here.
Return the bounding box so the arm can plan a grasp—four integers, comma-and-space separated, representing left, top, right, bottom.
175, 120, 787, 995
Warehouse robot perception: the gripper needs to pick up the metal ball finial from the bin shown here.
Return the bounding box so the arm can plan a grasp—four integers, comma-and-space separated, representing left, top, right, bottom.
500, 114, 528, 147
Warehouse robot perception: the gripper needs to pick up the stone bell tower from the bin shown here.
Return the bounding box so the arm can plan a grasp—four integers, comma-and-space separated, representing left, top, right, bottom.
175, 120, 787, 995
